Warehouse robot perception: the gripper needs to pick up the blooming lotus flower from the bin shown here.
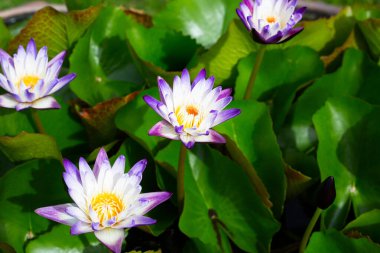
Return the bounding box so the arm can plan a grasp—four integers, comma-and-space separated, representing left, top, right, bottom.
236, 0, 306, 44
35, 149, 171, 253
0, 38, 76, 110
143, 69, 241, 149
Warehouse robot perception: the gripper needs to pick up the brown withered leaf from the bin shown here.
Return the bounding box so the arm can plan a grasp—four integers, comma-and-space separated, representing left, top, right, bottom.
78, 91, 139, 147
285, 164, 312, 199
124, 8, 153, 28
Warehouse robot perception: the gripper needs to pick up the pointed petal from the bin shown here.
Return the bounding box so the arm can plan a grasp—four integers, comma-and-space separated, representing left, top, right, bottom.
35, 204, 77, 225
113, 215, 156, 229
128, 159, 147, 177
47, 73, 76, 95
181, 69, 190, 86
70, 220, 93, 235
191, 68, 206, 88
143, 95, 169, 121
180, 134, 195, 149
93, 148, 110, 178
212, 109, 241, 127
148, 120, 179, 140
134, 192, 172, 215
31, 96, 60, 109
112, 155, 125, 175
66, 206, 90, 223
0, 94, 18, 109
15, 102, 31, 111
94, 228, 124, 253
194, 129, 226, 144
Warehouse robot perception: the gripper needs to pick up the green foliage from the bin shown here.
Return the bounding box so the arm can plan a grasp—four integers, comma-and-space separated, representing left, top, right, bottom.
305, 229, 380, 253
1, 1, 380, 252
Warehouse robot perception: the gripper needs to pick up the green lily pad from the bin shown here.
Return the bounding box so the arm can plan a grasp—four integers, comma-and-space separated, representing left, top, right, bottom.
0, 160, 70, 252
0, 132, 61, 162
180, 145, 280, 252
69, 6, 143, 105
215, 100, 286, 217
313, 97, 380, 229
153, 0, 241, 48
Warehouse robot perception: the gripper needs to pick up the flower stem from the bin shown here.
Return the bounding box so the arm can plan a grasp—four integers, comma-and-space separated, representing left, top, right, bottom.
243, 45, 266, 100
30, 109, 46, 134
177, 144, 187, 212
299, 208, 322, 253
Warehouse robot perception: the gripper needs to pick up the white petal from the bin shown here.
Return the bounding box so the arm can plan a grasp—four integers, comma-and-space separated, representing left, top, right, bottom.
0, 94, 18, 109
94, 228, 125, 253
31, 96, 60, 109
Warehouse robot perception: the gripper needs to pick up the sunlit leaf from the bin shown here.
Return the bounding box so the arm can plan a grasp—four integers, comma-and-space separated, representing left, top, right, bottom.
0, 132, 61, 162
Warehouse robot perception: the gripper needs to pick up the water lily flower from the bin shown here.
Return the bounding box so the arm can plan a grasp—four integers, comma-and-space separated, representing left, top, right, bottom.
236, 0, 306, 44
143, 69, 241, 149
35, 149, 171, 253
0, 38, 76, 110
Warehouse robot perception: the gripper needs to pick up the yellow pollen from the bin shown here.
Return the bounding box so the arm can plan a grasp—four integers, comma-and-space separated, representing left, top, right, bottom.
186, 105, 199, 116
266, 16, 276, 23
91, 192, 123, 224
175, 104, 203, 129
20, 75, 40, 88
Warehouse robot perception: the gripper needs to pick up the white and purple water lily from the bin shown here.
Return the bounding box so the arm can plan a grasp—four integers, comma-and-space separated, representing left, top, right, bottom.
0, 38, 76, 110
143, 69, 241, 149
35, 148, 171, 253
236, 0, 306, 44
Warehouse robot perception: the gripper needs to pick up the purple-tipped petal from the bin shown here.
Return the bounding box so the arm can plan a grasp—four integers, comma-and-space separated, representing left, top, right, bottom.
191, 68, 207, 88
148, 120, 180, 140
217, 88, 232, 101
114, 215, 156, 229
94, 228, 124, 253
46, 73, 76, 95
135, 192, 172, 214
180, 134, 196, 149
63, 159, 80, 178
212, 108, 241, 127
143, 95, 168, 120
26, 38, 37, 58
93, 148, 110, 178
15, 102, 31, 111
70, 220, 93, 235
0, 48, 10, 61
0, 94, 18, 109
48, 50, 66, 68
236, 8, 250, 30
63, 171, 84, 194
280, 27, 304, 43
35, 204, 77, 226
194, 129, 226, 144
31, 96, 60, 109
112, 155, 126, 175
128, 159, 147, 177
157, 77, 173, 104
181, 69, 190, 86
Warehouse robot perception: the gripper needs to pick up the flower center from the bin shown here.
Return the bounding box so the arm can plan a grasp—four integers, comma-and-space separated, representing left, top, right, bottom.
175, 104, 202, 129
186, 105, 199, 116
20, 75, 40, 88
91, 192, 124, 223
266, 16, 276, 23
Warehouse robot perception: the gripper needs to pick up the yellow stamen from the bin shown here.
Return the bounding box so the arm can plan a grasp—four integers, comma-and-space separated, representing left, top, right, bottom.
175, 104, 203, 129
91, 192, 124, 223
20, 75, 40, 88
266, 16, 276, 23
